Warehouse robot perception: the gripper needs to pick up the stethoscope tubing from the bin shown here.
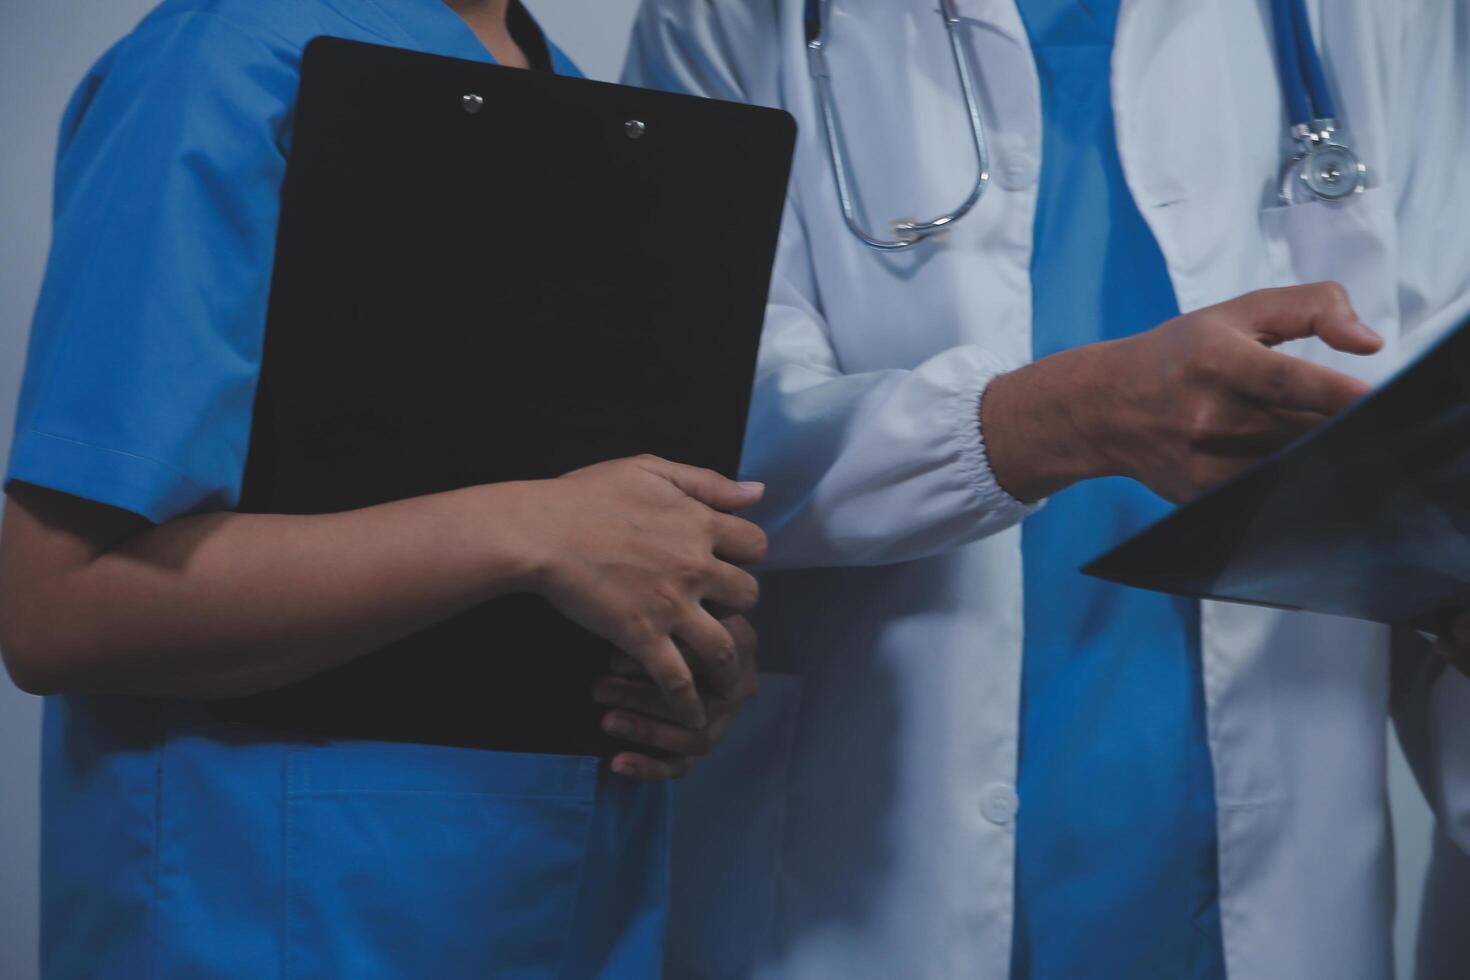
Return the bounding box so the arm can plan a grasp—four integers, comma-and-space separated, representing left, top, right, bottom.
811, 0, 1363, 251
1272, 0, 1336, 126
805, 0, 990, 251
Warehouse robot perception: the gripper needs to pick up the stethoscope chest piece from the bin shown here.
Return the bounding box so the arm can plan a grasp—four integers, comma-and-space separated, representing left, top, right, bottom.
1280, 120, 1368, 204
1271, 0, 1368, 205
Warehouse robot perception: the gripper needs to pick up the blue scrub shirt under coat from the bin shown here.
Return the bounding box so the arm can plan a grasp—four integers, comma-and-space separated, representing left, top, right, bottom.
1013, 1, 1226, 977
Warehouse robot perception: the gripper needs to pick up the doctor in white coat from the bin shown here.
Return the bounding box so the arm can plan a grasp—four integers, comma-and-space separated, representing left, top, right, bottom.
622, 1, 1470, 978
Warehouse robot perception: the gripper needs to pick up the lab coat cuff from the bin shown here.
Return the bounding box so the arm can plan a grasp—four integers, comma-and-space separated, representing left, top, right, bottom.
954, 353, 1043, 524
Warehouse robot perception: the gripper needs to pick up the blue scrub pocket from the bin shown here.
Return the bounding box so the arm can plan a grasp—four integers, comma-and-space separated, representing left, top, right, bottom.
283, 739, 598, 979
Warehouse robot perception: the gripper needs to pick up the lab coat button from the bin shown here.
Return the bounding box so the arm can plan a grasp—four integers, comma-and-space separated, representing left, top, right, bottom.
997, 153, 1037, 190
980, 783, 1019, 825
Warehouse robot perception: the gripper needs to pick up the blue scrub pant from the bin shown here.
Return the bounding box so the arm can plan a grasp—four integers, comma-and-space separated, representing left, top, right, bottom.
40, 697, 670, 978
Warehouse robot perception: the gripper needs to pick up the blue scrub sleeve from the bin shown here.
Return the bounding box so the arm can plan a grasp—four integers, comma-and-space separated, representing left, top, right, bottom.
7, 12, 295, 523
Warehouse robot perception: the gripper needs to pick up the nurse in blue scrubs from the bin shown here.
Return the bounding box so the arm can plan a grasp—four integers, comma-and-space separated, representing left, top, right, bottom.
0, 1, 768, 976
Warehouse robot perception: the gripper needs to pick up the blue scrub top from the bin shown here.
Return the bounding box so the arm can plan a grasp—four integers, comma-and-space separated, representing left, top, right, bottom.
1012, 2, 1227, 978
7, 4, 671, 977
8, 0, 577, 525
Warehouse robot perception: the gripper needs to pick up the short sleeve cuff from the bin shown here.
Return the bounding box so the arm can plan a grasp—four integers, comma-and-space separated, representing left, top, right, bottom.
6, 428, 213, 524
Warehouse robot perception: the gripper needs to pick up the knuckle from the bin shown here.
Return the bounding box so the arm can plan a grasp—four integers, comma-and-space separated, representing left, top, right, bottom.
620, 617, 660, 652
1186, 311, 1226, 338
1187, 310, 1224, 334
661, 672, 696, 699
1319, 280, 1350, 306
651, 584, 686, 617
1181, 333, 1225, 381
709, 635, 738, 668
1190, 356, 1224, 387
641, 605, 677, 638
745, 524, 770, 561
622, 616, 659, 650
1183, 404, 1218, 447
678, 562, 706, 591
725, 613, 757, 643
720, 568, 761, 611
743, 570, 761, 598
678, 496, 714, 528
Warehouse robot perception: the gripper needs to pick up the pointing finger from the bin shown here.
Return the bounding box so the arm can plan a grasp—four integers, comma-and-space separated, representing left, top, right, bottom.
1226, 283, 1382, 355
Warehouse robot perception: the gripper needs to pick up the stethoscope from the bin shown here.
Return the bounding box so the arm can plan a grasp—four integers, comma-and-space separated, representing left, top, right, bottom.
804, 0, 1369, 252
1269, 0, 1368, 205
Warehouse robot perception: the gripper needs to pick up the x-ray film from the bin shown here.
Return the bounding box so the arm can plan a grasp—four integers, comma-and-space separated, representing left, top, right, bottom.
1084, 311, 1470, 630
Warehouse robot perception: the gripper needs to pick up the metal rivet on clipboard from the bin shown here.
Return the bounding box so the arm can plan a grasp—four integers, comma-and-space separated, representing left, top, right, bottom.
624, 119, 646, 140
462, 94, 484, 114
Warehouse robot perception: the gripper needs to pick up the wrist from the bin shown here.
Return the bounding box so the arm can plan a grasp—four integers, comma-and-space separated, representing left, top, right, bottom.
980, 346, 1115, 502
465, 480, 557, 595
1058, 340, 1124, 479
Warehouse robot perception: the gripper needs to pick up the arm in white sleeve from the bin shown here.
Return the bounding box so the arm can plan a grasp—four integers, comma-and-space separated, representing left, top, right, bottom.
739, 202, 1035, 568
625, 0, 1038, 570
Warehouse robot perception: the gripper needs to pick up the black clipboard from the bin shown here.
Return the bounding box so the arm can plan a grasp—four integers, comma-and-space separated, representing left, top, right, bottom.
217, 38, 796, 754
1084, 311, 1470, 631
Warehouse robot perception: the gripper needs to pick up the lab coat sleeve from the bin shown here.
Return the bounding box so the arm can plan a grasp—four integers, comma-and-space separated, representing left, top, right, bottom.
1385, 3, 1470, 857
625, 0, 1038, 570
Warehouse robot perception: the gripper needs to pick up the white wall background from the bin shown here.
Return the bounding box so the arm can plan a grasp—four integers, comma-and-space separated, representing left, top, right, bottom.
0, 2, 1435, 978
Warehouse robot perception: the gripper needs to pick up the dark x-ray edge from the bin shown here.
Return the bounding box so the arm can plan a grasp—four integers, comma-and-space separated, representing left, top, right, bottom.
1083, 309, 1470, 631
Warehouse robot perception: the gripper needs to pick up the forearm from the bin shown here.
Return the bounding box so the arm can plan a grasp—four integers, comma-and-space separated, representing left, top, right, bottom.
0, 482, 539, 699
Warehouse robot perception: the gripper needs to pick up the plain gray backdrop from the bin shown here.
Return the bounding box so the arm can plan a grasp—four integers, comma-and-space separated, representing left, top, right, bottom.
0, 2, 1436, 978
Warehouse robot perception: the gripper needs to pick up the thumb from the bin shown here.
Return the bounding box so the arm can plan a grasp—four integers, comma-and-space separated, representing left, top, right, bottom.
1230, 282, 1383, 355
640, 458, 766, 512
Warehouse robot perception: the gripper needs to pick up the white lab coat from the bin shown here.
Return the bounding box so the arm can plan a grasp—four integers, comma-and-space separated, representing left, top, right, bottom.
624, 2, 1470, 978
